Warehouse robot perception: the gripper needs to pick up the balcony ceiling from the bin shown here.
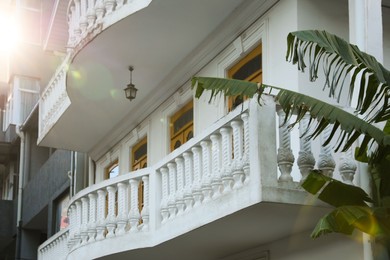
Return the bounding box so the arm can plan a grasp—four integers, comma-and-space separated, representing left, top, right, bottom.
40, 0, 273, 158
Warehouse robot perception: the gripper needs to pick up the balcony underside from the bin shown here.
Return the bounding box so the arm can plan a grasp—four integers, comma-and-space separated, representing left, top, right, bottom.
37, 0, 276, 158
70, 201, 330, 260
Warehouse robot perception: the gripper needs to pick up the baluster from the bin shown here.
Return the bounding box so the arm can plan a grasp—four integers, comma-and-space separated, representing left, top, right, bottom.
167, 162, 177, 218
297, 113, 315, 183
67, 205, 76, 249
95, 0, 105, 23
116, 0, 124, 8
87, 193, 97, 242
339, 147, 357, 185
182, 152, 194, 212
191, 146, 203, 206
116, 182, 128, 235
318, 124, 335, 177
95, 189, 107, 241
74, 201, 82, 247
74, 0, 82, 38
105, 186, 117, 237
80, 197, 89, 244
160, 167, 169, 223
68, 5, 76, 46
129, 179, 140, 232
241, 112, 250, 183
277, 109, 294, 182
220, 127, 233, 193
210, 134, 223, 198
87, 0, 97, 28
141, 175, 150, 231
175, 158, 185, 215
200, 141, 213, 201
231, 120, 245, 188
104, 0, 116, 15
79, 0, 88, 34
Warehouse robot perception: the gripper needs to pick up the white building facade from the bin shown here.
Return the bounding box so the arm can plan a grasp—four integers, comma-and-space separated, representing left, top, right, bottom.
36, 0, 390, 259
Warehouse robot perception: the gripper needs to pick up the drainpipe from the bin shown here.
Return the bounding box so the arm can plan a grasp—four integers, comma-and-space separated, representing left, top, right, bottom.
15, 125, 25, 260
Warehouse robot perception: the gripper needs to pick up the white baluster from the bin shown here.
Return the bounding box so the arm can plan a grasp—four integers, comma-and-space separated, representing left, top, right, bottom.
141, 175, 150, 231
74, 201, 82, 246
80, 197, 89, 245
116, 0, 124, 9
167, 162, 177, 219
191, 146, 203, 206
318, 124, 335, 177
95, 0, 105, 23
95, 189, 107, 240
241, 112, 250, 184
220, 127, 233, 193
67, 205, 76, 249
104, 0, 116, 14
79, 0, 88, 34
74, 0, 82, 38
160, 167, 169, 223
339, 148, 357, 185
231, 120, 245, 188
105, 186, 117, 237
87, 193, 97, 243
68, 5, 76, 46
210, 134, 223, 198
129, 179, 140, 232
277, 109, 294, 182
87, 0, 97, 28
116, 182, 128, 235
175, 157, 185, 215
182, 152, 194, 212
200, 141, 213, 201
297, 113, 315, 183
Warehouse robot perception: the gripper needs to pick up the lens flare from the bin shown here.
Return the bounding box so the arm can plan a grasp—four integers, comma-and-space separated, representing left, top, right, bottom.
0, 12, 20, 53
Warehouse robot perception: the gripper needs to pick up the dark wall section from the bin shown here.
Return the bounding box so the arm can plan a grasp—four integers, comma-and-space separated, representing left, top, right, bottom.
22, 149, 71, 228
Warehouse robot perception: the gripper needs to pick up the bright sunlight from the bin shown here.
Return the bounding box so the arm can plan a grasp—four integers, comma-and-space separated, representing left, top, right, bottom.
0, 10, 20, 54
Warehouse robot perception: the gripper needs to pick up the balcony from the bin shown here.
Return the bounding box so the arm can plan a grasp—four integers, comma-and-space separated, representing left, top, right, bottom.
37, 0, 277, 158
38, 97, 359, 259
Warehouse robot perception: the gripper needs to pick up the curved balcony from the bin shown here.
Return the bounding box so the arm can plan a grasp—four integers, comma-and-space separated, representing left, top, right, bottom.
38, 97, 360, 259
37, 0, 277, 158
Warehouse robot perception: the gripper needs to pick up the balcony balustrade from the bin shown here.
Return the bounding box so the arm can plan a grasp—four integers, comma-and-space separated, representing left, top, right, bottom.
38, 96, 358, 259
67, 0, 151, 52
38, 56, 71, 144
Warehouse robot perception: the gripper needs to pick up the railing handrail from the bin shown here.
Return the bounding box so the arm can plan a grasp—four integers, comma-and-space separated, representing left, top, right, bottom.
38, 227, 69, 250
69, 167, 151, 205
153, 102, 249, 170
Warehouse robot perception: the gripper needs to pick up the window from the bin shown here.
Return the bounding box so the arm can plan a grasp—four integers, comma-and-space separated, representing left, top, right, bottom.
131, 137, 147, 171
54, 193, 69, 233
105, 160, 119, 179
170, 101, 193, 151
227, 44, 262, 111
131, 137, 147, 215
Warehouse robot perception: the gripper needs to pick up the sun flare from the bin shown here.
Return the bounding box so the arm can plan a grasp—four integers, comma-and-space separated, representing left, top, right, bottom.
0, 11, 20, 54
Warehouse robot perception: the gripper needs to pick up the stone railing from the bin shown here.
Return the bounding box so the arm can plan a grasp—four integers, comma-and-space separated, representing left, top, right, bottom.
156, 106, 251, 223
38, 96, 358, 259
66, 168, 150, 251
38, 228, 69, 260
67, 0, 151, 51
38, 55, 71, 144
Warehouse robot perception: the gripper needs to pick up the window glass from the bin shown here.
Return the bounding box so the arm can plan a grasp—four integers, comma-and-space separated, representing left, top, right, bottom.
131, 137, 147, 171
55, 193, 70, 233
227, 44, 262, 111
105, 161, 119, 179
170, 101, 193, 151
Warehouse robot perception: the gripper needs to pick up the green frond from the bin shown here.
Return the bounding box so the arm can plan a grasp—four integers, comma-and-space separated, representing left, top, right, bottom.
287, 30, 390, 124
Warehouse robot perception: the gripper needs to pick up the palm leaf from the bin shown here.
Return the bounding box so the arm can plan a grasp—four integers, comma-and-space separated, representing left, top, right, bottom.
192, 77, 390, 154
311, 205, 390, 238
287, 30, 390, 124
